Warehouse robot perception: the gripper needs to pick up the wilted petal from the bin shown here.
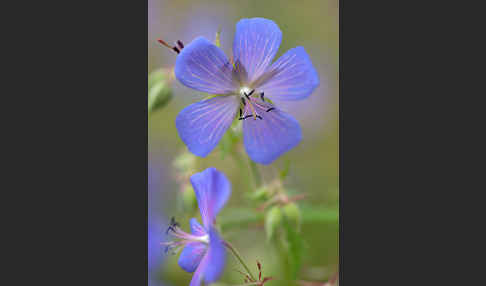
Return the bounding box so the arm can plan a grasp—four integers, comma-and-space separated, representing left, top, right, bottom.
233, 18, 282, 83
204, 227, 226, 283
256, 47, 319, 101
190, 168, 231, 228
190, 218, 207, 236
243, 107, 302, 164
175, 37, 236, 94
178, 242, 207, 273
176, 96, 239, 157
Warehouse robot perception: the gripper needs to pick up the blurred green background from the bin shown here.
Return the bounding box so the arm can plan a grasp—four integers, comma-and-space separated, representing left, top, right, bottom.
148, 0, 338, 285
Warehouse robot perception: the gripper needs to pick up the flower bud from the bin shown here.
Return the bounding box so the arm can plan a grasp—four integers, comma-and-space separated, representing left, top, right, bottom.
247, 186, 269, 202
265, 206, 282, 241
148, 68, 173, 114
282, 202, 301, 231
173, 151, 197, 173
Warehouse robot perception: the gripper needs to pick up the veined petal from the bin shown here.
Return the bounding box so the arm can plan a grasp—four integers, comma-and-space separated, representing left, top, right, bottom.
175, 37, 236, 94
233, 18, 282, 83
243, 107, 302, 164
190, 218, 207, 236
176, 96, 239, 157
204, 227, 226, 283
190, 168, 231, 229
256, 47, 319, 101
178, 242, 207, 273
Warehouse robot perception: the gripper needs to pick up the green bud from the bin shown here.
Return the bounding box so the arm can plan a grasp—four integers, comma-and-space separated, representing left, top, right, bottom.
173, 151, 197, 173
282, 202, 301, 231
182, 185, 197, 212
148, 69, 173, 114
247, 186, 269, 202
265, 206, 283, 241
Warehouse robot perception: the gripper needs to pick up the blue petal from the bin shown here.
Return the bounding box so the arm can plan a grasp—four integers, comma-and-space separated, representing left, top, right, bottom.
175, 37, 236, 94
204, 227, 226, 283
190, 168, 231, 228
257, 47, 319, 101
243, 108, 302, 164
178, 242, 207, 273
190, 218, 207, 236
233, 18, 282, 83
176, 96, 239, 157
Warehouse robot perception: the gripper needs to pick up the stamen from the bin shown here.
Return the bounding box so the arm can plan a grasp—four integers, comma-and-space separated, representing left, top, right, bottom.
256, 115, 263, 120
266, 107, 275, 112
157, 39, 181, 54
239, 108, 242, 117
260, 92, 265, 101
244, 92, 250, 100
177, 40, 184, 49
241, 97, 246, 106
248, 89, 255, 96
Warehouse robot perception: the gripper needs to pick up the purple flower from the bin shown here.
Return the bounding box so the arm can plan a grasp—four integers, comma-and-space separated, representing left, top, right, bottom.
163, 168, 231, 286
174, 18, 319, 164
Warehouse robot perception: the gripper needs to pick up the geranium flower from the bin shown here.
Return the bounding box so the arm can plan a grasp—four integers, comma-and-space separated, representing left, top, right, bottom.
163, 167, 231, 286
174, 17, 319, 164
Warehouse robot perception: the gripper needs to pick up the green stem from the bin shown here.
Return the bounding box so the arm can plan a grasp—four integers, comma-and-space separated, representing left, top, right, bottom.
223, 241, 256, 281
248, 159, 262, 188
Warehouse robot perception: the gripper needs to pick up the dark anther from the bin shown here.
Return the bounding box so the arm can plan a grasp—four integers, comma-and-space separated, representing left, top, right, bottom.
239, 108, 242, 117
266, 107, 275, 112
241, 97, 246, 106
248, 89, 255, 96
177, 40, 184, 49
158, 39, 181, 54
166, 226, 174, 234
164, 246, 170, 254
256, 115, 263, 120
260, 92, 265, 101
244, 93, 250, 100
239, 115, 252, 120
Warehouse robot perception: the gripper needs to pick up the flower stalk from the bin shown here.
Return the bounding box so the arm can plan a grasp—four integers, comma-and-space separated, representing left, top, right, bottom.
223, 241, 256, 281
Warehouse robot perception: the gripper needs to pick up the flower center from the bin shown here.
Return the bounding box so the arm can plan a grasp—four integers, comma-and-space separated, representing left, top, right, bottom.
162, 217, 209, 255
239, 86, 253, 97
238, 89, 276, 121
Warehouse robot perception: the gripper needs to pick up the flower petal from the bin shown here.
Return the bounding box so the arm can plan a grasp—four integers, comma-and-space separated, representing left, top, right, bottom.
243, 108, 302, 164
178, 242, 207, 273
233, 18, 282, 83
190, 218, 207, 236
256, 47, 319, 101
204, 227, 226, 283
176, 96, 239, 157
190, 167, 231, 228
175, 37, 236, 94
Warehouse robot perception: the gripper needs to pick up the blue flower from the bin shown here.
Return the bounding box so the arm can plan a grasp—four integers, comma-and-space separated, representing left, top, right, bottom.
174, 18, 319, 164
163, 167, 231, 286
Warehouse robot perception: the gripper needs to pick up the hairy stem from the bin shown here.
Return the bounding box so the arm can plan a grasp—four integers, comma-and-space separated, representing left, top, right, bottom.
223, 241, 256, 281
